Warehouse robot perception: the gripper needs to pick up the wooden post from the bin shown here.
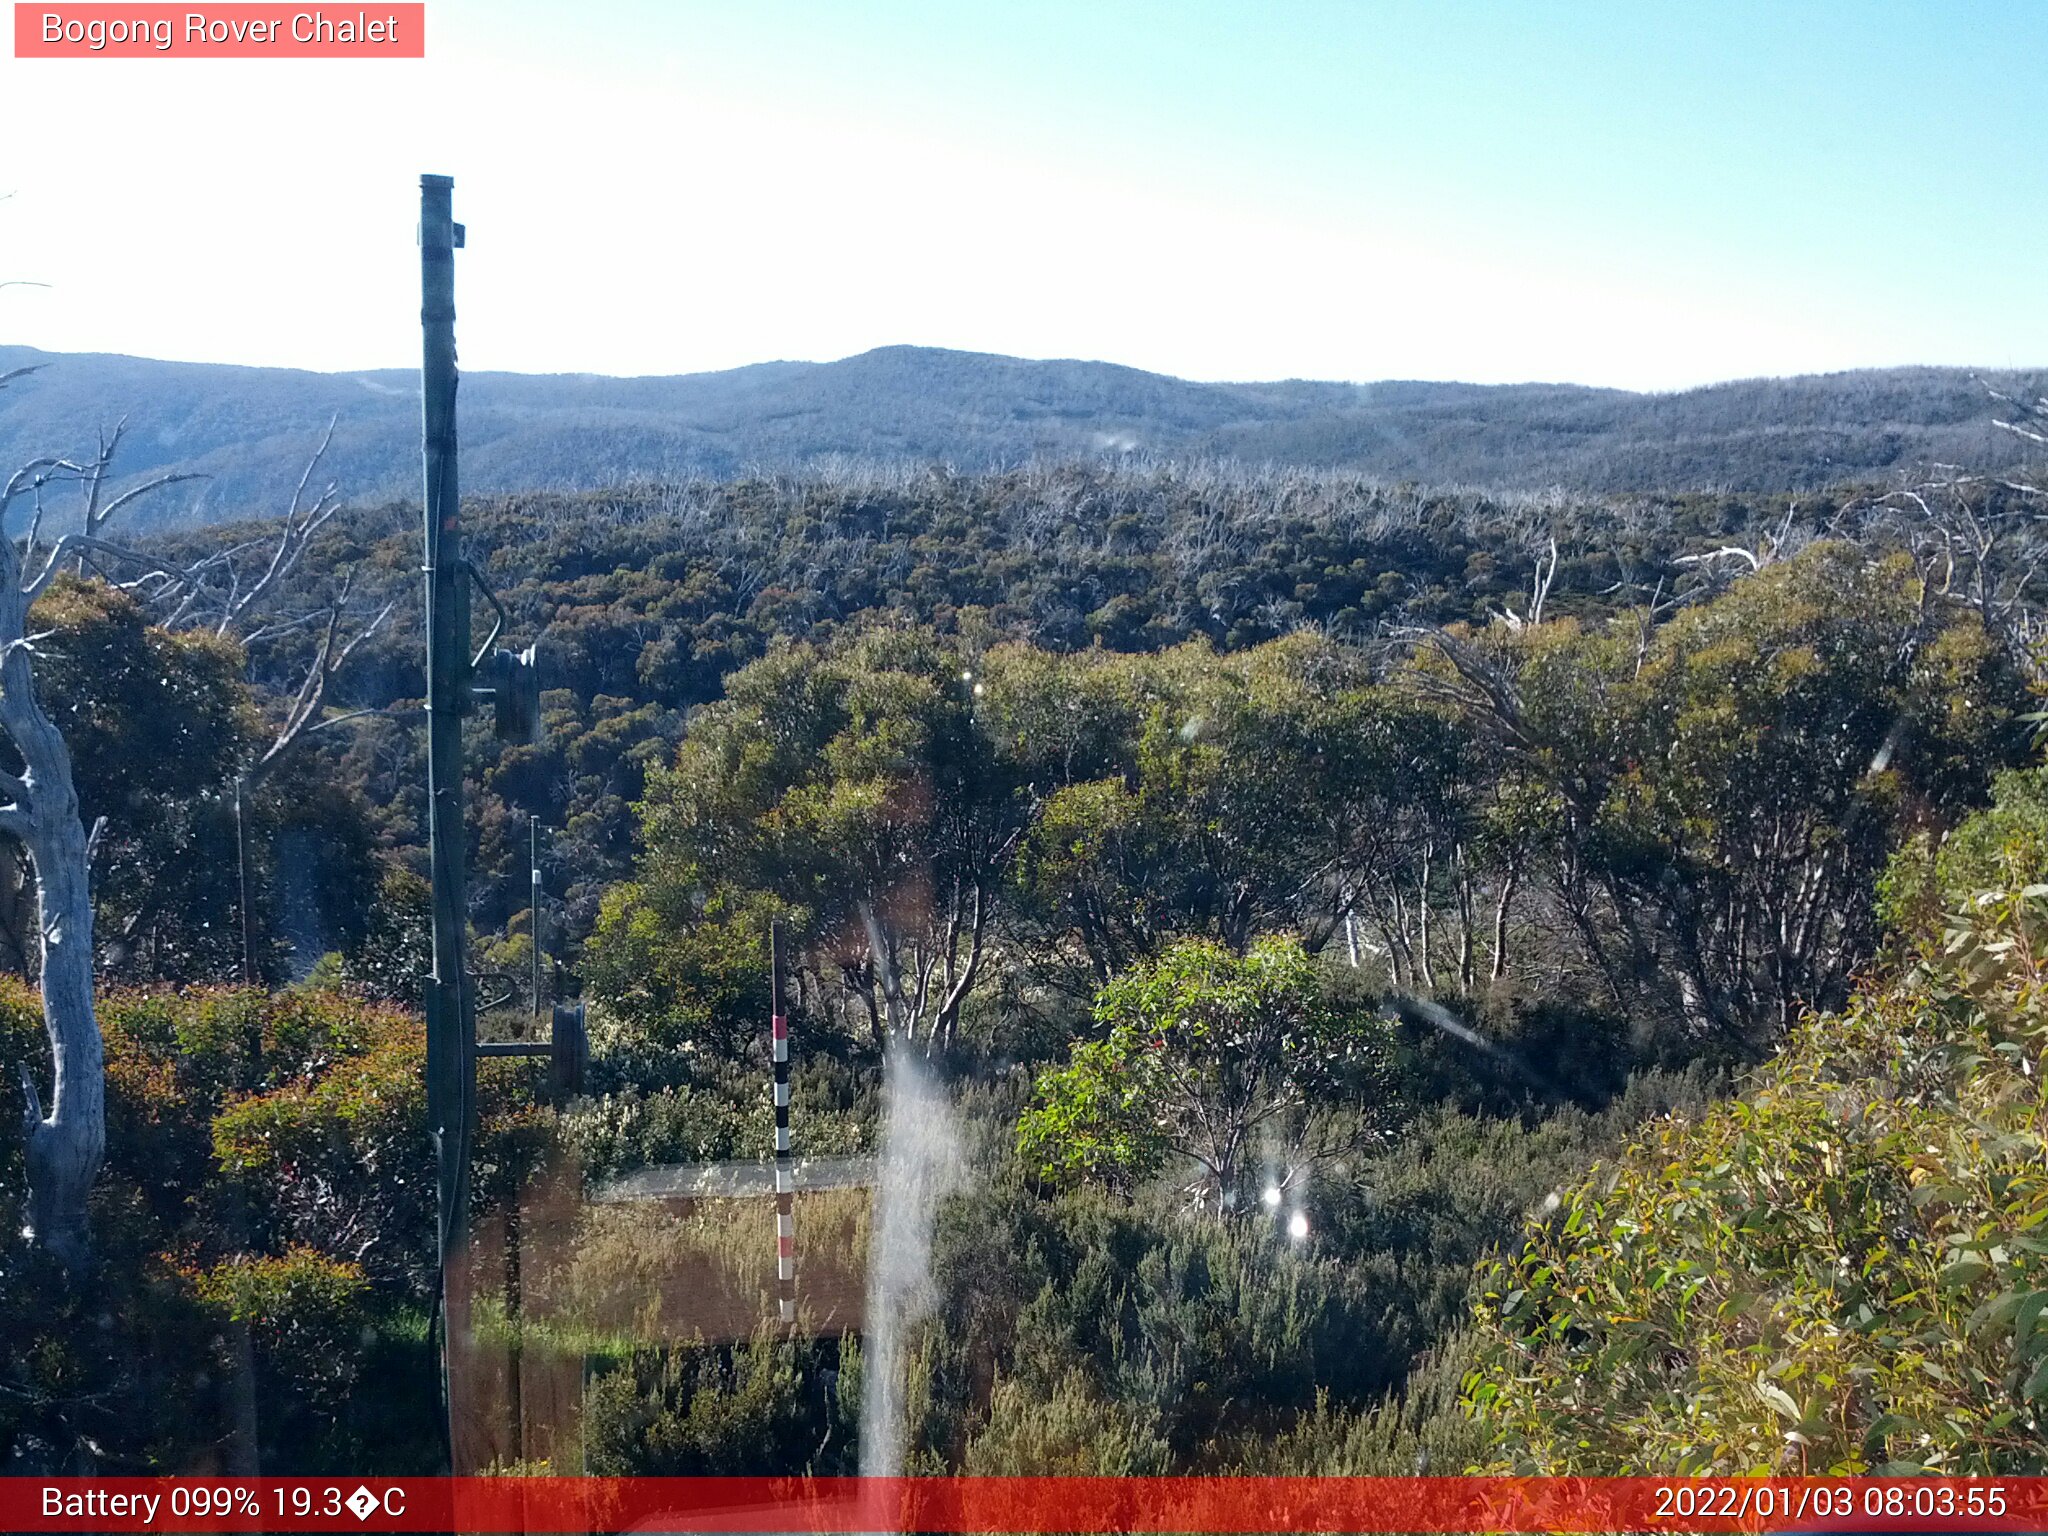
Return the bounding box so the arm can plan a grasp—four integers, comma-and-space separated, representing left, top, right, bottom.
418, 170, 473, 1472
771, 919, 794, 1326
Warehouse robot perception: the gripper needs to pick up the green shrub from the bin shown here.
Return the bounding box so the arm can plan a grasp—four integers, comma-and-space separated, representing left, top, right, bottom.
194, 1247, 371, 1401
965, 1369, 1171, 1474
1018, 937, 1398, 1207
1241, 1330, 1486, 1474
1467, 881, 2048, 1473
1883, 763, 2048, 940
211, 1013, 432, 1284
583, 1327, 851, 1475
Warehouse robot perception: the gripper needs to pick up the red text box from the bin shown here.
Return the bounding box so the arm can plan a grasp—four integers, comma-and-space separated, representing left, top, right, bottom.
4, 1477, 2048, 1534
14, 4, 424, 57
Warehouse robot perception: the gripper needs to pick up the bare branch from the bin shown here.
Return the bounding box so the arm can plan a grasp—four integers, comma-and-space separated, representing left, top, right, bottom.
213, 418, 342, 638
1528, 536, 1559, 627
24, 534, 175, 601
1676, 545, 1763, 573
79, 419, 128, 539
300, 706, 381, 737
1, 457, 92, 520
1984, 378, 2048, 448
22, 482, 47, 566
87, 470, 207, 536
249, 582, 394, 780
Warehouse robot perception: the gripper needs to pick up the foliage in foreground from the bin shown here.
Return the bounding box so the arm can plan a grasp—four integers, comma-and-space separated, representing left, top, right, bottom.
1468, 859, 2048, 1472
0, 983, 541, 1473
6, 461, 2040, 1473
560, 1060, 1714, 1477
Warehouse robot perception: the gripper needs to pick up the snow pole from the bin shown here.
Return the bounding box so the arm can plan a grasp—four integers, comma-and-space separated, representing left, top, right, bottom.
770, 919, 795, 1326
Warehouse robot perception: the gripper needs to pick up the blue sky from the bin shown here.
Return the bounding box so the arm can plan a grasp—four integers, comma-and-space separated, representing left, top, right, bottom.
2, 0, 2041, 388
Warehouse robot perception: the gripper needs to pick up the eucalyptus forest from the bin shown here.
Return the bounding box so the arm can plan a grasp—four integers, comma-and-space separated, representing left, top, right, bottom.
3, 367, 2048, 1482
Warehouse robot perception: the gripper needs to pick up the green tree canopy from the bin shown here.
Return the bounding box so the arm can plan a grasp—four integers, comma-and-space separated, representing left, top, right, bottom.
1423, 542, 2026, 1045
601, 626, 1024, 1049
1018, 936, 1398, 1210
13, 579, 252, 979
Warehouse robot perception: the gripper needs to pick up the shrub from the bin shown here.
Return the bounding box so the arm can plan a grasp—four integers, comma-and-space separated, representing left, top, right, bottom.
1018, 938, 1397, 1208
964, 1369, 1171, 1474
1467, 881, 2048, 1473
211, 1014, 432, 1283
582, 1326, 850, 1476
193, 1247, 372, 1401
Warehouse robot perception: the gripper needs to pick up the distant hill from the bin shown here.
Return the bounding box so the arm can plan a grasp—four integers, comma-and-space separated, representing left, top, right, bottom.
0, 344, 2037, 528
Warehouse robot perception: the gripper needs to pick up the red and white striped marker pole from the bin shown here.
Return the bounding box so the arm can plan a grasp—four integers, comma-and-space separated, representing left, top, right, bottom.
770, 919, 795, 1326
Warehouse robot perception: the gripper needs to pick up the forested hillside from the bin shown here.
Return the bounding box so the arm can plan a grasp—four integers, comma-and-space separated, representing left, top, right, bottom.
1, 344, 2038, 528
126, 460, 2028, 970
5, 422, 2048, 1477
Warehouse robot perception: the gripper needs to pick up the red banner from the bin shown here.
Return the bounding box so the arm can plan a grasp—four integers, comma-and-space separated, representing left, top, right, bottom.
4, 1476, 2047, 1533
13, 5, 424, 57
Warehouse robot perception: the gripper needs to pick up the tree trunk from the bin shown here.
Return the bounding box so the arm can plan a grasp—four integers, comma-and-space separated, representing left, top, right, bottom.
1415, 844, 1434, 991
1, 565, 106, 1271
857, 900, 910, 1046
1489, 861, 1521, 984
1376, 890, 1413, 990
18, 804, 101, 1272
1454, 845, 1475, 994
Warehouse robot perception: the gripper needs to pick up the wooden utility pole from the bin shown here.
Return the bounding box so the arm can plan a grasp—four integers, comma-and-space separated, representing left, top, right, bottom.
415, 169, 550, 1475
418, 171, 473, 1468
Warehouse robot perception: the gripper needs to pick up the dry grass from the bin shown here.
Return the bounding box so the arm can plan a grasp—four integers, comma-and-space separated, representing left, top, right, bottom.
478, 1186, 873, 1349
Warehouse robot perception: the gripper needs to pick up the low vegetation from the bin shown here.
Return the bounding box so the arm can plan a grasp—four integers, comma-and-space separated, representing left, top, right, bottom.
2, 442, 2045, 1475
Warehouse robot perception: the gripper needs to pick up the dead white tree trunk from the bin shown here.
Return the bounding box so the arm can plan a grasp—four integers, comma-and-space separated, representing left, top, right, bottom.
0, 401, 368, 1264
0, 466, 107, 1269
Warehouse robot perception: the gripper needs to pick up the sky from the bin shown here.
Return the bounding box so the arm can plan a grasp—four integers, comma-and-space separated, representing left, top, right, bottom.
2, 0, 2043, 390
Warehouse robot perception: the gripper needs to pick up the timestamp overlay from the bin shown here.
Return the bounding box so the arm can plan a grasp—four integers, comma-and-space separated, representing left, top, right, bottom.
3, 1477, 2047, 1533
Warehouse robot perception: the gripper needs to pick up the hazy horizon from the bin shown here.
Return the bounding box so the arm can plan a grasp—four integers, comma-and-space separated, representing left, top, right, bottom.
7, 337, 2041, 399
5, 2, 2046, 392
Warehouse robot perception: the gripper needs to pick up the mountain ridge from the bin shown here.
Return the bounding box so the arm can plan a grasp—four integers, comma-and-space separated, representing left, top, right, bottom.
0, 343, 2037, 528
